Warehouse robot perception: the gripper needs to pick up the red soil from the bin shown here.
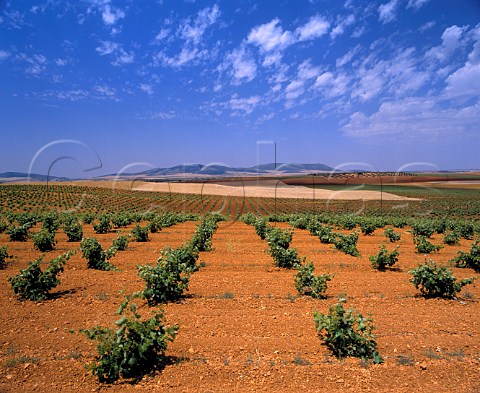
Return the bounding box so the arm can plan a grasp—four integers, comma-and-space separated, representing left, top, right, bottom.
1, 221, 479, 392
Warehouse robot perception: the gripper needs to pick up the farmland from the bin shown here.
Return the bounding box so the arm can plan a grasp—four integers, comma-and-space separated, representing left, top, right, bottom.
0, 182, 479, 392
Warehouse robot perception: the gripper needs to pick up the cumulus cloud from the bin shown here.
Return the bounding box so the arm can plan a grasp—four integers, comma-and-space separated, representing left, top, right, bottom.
27, 89, 90, 102
101, 4, 125, 26
285, 80, 305, 102
425, 25, 468, 63
336, 44, 361, 68
228, 95, 261, 114
157, 47, 208, 68
296, 15, 330, 41
248, 18, 294, 53
0, 9, 28, 29
247, 15, 329, 66
94, 84, 118, 101
330, 14, 355, 39
0, 50, 11, 62
154, 28, 170, 42
378, 0, 399, 24
17, 53, 48, 75
178, 5, 220, 45
95, 41, 134, 66
140, 83, 153, 95
227, 46, 257, 84
95, 41, 119, 55
446, 62, 480, 97
297, 59, 321, 80
407, 0, 430, 10
446, 28, 480, 97
315, 71, 349, 97
343, 98, 480, 138
419, 21, 435, 32
149, 111, 176, 120
156, 5, 220, 69
54, 58, 69, 66
351, 47, 428, 102
256, 112, 275, 123
111, 50, 134, 66
281, 60, 322, 107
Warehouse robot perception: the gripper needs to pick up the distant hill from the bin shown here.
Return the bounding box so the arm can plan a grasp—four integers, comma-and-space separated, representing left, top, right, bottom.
104, 163, 336, 178
0, 172, 70, 182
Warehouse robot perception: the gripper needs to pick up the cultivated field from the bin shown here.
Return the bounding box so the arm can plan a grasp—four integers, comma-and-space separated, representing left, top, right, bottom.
0, 183, 479, 392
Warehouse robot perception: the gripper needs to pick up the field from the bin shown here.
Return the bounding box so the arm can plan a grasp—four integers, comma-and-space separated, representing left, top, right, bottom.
0, 183, 479, 392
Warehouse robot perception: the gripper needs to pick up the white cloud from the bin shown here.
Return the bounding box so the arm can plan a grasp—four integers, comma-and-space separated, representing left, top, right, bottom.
297, 59, 321, 80
343, 98, 480, 138
151, 111, 175, 120
425, 25, 467, 63
315, 71, 349, 97
280, 60, 322, 107
296, 15, 330, 41
227, 46, 257, 84
256, 112, 275, 123
17, 53, 47, 75
157, 46, 208, 68
178, 5, 220, 45
336, 44, 361, 68
101, 4, 125, 26
446, 62, 480, 97
446, 28, 480, 97
330, 14, 355, 39
29, 89, 90, 102
111, 50, 134, 66
247, 16, 329, 66
285, 80, 305, 102
95, 41, 134, 66
95, 41, 119, 55
351, 60, 386, 101
140, 83, 154, 95
419, 21, 435, 32
54, 58, 69, 66
155, 28, 170, 42
352, 25, 366, 38
407, 0, 430, 10
156, 5, 220, 69
315, 72, 334, 87
0, 50, 11, 62
94, 84, 118, 101
350, 47, 428, 102
228, 95, 261, 114
262, 52, 283, 67
248, 18, 294, 53
467, 26, 480, 65
0, 9, 28, 29
136, 111, 176, 120
385, 47, 430, 95
378, 0, 399, 24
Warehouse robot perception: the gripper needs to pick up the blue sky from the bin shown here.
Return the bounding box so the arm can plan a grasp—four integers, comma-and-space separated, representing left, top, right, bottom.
1, 0, 480, 177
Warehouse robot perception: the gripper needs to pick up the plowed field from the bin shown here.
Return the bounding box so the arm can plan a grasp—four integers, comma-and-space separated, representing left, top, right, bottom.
1, 221, 479, 392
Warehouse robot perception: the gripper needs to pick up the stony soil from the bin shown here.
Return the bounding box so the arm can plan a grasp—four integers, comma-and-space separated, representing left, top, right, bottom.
1, 221, 479, 392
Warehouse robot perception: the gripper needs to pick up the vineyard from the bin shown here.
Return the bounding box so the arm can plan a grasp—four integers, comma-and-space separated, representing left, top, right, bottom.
2, 182, 480, 218
0, 183, 479, 392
